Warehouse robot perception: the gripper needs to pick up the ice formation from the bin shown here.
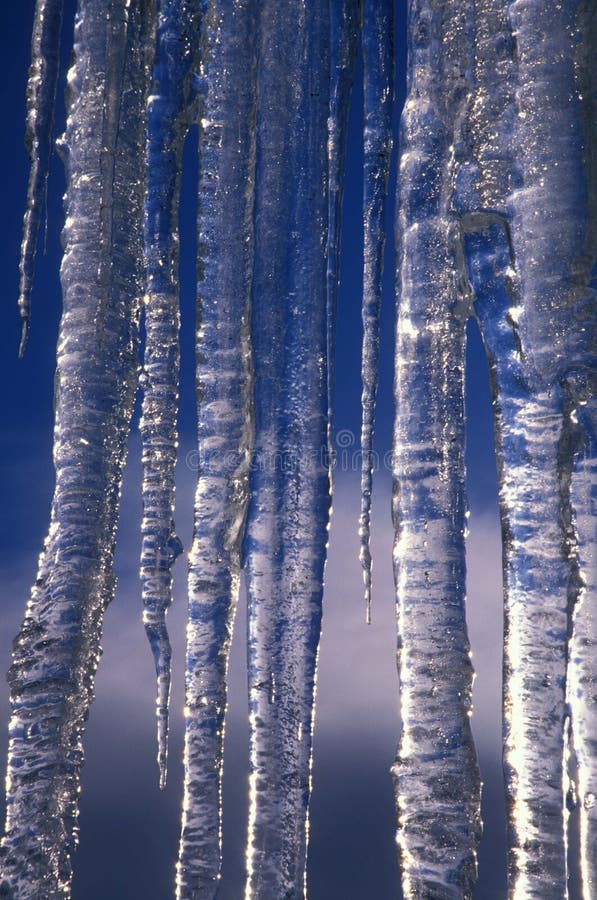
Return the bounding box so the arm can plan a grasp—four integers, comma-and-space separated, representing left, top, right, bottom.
394, 0, 597, 896
2, 1, 155, 895
359, 0, 394, 623
2, 0, 596, 898
17, 0, 63, 357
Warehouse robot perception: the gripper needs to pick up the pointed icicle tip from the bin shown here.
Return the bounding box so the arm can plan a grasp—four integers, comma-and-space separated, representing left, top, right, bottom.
18, 316, 29, 359
152, 634, 173, 790
157, 680, 170, 790
359, 518, 373, 624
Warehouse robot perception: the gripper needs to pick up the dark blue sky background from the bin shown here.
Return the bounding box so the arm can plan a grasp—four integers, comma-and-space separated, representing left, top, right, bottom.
0, 3, 506, 897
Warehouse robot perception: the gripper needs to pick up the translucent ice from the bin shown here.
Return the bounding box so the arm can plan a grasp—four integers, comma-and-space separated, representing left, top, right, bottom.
18, 0, 63, 355
1, 1, 155, 895
140, 0, 199, 791
359, 0, 394, 622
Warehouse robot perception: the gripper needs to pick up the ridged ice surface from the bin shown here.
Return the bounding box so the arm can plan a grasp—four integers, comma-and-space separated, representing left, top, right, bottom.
359, 0, 393, 623
243, 1, 331, 895
175, 1, 257, 896
140, 0, 199, 792
6, 1, 597, 897
18, 0, 63, 356
0, 2, 154, 897
396, 0, 597, 897
392, 1, 482, 895
464, 2, 597, 896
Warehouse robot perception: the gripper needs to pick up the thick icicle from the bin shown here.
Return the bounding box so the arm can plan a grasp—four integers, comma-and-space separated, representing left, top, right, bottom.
326, 0, 359, 457
17, 0, 64, 356
452, 0, 597, 893
140, 0, 200, 792
567, 392, 597, 899
359, 0, 393, 623
0, 2, 155, 896
489, 3, 596, 893
392, 0, 481, 895
466, 231, 572, 897
175, 1, 257, 895
567, 17, 597, 895
244, 0, 331, 895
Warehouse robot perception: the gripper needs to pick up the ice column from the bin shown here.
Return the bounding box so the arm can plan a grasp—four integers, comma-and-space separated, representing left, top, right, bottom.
392, 0, 481, 895
0, 2, 155, 896
244, 0, 331, 895
140, 0, 200, 791
176, 1, 258, 896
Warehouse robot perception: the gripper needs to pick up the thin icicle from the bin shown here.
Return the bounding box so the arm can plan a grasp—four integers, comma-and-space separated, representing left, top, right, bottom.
244, 1, 330, 895
0, 2, 155, 896
140, 0, 200, 792
18, 0, 63, 356
359, 0, 393, 623
326, 0, 359, 462
176, 1, 257, 895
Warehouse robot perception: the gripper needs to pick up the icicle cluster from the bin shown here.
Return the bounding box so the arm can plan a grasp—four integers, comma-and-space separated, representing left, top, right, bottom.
394, 0, 597, 896
3, 0, 597, 898
1, 1, 155, 896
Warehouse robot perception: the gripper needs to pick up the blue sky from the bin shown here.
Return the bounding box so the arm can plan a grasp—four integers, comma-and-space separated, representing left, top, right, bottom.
0, 3, 506, 897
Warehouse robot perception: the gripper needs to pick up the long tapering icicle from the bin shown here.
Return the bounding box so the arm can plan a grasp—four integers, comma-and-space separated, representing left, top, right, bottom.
326, 0, 359, 460
359, 0, 393, 623
18, 0, 64, 356
392, 0, 481, 894
140, 0, 200, 792
244, 1, 331, 895
0, 2, 155, 896
176, 0, 257, 895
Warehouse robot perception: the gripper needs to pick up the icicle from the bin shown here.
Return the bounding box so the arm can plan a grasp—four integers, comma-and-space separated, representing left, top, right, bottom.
359, 0, 393, 623
326, 0, 359, 463
392, 0, 481, 895
140, 0, 200, 792
0, 2, 155, 896
455, 0, 597, 893
567, 388, 597, 899
466, 230, 571, 897
566, 14, 597, 891
243, 1, 331, 895
491, 3, 595, 893
17, 0, 63, 356
175, 1, 257, 895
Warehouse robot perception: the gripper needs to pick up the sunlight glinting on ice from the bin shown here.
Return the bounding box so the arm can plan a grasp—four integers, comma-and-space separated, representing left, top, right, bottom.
2, 1, 596, 898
